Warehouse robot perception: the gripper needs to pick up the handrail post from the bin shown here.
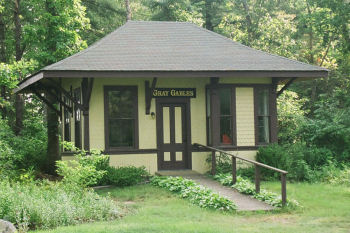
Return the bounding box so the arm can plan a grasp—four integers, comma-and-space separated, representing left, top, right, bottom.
281, 173, 287, 206
255, 165, 260, 193
194, 143, 289, 208
232, 156, 237, 184
211, 151, 216, 175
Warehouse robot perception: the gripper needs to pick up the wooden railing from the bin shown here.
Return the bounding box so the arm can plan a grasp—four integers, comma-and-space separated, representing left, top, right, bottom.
193, 143, 288, 206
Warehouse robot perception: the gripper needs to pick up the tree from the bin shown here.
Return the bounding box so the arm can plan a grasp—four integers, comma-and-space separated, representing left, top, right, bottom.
81, 0, 125, 45
13, 0, 25, 135
145, 0, 199, 22
0, 1, 7, 118
1, 0, 90, 174
125, 0, 131, 20
191, 0, 227, 31
39, 0, 89, 174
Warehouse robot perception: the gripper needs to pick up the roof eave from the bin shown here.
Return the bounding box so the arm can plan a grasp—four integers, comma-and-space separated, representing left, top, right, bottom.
14, 69, 328, 93
14, 71, 44, 93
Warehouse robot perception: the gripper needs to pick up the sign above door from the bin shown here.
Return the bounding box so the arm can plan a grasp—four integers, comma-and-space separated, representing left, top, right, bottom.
152, 88, 196, 98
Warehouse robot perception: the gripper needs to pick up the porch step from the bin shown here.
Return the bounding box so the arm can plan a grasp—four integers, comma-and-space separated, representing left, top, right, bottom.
156, 170, 274, 211
155, 170, 200, 177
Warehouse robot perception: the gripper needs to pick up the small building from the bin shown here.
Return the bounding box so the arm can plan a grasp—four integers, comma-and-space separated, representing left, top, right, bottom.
16, 21, 328, 174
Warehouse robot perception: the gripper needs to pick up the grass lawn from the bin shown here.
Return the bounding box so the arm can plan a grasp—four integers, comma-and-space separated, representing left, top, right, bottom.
34, 182, 350, 233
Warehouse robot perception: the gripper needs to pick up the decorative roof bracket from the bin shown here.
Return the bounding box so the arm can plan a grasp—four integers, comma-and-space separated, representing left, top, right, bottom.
277, 77, 297, 98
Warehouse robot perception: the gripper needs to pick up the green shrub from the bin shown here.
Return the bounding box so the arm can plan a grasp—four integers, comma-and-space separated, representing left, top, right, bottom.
0, 117, 47, 177
57, 144, 109, 187
58, 142, 148, 187
0, 180, 119, 231
78, 149, 110, 171
151, 176, 237, 211
326, 166, 350, 186
236, 167, 255, 179
102, 166, 149, 187
256, 143, 334, 181
56, 159, 107, 187
308, 162, 350, 186
206, 152, 232, 174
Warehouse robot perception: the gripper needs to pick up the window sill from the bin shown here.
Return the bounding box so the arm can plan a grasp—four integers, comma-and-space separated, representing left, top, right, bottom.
192, 145, 261, 151
105, 148, 158, 155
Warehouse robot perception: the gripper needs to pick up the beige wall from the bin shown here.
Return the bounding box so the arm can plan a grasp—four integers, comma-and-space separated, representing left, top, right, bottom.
109, 154, 158, 174
220, 77, 271, 84
61, 77, 271, 174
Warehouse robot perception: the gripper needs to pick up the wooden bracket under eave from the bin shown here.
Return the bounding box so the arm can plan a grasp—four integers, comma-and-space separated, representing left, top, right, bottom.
277, 77, 296, 98
46, 78, 85, 111
30, 87, 62, 117
36, 82, 73, 113
81, 78, 94, 111
145, 77, 157, 115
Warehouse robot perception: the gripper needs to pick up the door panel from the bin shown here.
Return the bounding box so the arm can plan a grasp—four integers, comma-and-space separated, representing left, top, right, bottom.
162, 107, 171, 144
157, 99, 191, 170
174, 107, 182, 144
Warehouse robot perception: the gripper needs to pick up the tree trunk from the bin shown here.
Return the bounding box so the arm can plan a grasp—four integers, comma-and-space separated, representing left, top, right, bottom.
0, 13, 6, 62
0, 12, 7, 119
204, 0, 213, 31
341, 23, 350, 53
13, 0, 24, 135
14, 0, 22, 61
45, 91, 60, 175
125, 0, 131, 21
306, 4, 317, 109
45, 0, 61, 175
241, 0, 253, 45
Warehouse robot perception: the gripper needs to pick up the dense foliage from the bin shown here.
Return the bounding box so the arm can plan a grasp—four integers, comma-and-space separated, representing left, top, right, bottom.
151, 176, 237, 211
101, 166, 149, 187
57, 143, 149, 187
0, 117, 47, 180
0, 180, 119, 231
257, 144, 350, 183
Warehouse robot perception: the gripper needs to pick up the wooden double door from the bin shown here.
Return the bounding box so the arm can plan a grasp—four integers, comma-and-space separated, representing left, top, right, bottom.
156, 98, 191, 170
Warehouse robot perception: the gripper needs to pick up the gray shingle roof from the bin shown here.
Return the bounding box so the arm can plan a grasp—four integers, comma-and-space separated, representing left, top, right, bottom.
44, 21, 327, 72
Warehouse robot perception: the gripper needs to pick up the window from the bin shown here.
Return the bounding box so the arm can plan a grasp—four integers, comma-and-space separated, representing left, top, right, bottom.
206, 87, 235, 146
63, 97, 71, 142
256, 88, 270, 144
74, 88, 82, 149
219, 88, 233, 145
105, 86, 138, 149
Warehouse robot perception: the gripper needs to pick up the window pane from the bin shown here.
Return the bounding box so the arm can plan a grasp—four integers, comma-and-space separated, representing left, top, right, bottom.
220, 116, 232, 144
75, 122, 81, 149
108, 90, 134, 118
258, 89, 269, 115
206, 89, 211, 145
64, 122, 70, 141
74, 89, 81, 149
109, 119, 134, 147
258, 116, 269, 143
64, 97, 70, 142
219, 88, 231, 115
